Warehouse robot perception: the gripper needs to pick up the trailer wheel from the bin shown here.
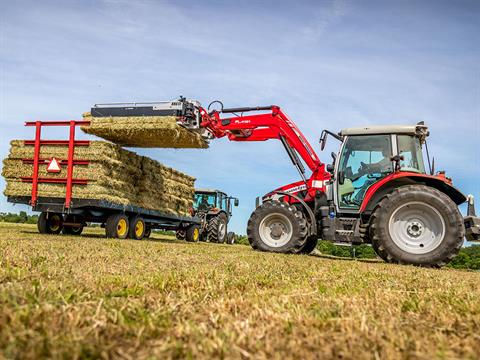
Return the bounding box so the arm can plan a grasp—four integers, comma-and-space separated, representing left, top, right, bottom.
185, 225, 200, 242
128, 216, 146, 240
370, 185, 464, 267
144, 226, 151, 238
38, 212, 64, 235
62, 225, 84, 236
227, 231, 235, 245
208, 213, 228, 243
105, 214, 129, 239
300, 236, 318, 254
62, 215, 84, 236
176, 230, 186, 240
247, 200, 308, 253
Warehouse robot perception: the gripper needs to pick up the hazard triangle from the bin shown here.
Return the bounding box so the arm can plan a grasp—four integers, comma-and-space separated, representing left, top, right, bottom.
47, 157, 61, 173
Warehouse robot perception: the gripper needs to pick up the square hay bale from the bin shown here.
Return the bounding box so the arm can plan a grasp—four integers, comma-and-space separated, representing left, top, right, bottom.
81, 114, 209, 149
3, 140, 195, 216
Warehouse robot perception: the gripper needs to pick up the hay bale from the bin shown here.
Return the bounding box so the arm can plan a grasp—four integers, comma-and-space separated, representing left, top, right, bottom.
81, 115, 209, 149
3, 140, 195, 216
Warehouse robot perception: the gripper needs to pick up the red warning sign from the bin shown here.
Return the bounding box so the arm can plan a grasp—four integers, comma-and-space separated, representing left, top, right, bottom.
47, 157, 61, 173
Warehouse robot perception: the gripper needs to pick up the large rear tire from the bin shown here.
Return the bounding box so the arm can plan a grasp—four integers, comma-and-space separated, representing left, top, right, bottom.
370, 185, 464, 267
247, 201, 308, 253
208, 213, 228, 243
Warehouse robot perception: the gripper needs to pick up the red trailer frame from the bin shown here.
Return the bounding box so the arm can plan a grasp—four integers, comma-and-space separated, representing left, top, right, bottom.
22, 120, 91, 208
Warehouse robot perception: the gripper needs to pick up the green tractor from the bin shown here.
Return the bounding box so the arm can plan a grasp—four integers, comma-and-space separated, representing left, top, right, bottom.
176, 189, 239, 244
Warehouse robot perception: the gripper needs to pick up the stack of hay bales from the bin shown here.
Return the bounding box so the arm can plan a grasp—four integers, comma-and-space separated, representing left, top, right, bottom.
2, 140, 195, 216
81, 114, 208, 149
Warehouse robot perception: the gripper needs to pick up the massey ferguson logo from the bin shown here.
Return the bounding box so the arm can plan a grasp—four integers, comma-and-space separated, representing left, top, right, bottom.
284, 184, 308, 194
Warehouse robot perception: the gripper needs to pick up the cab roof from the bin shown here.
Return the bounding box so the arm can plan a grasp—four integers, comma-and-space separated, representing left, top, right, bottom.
339, 124, 429, 138
195, 188, 225, 194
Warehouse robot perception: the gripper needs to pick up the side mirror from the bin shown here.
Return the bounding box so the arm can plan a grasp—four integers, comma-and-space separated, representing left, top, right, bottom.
234, 199, 239, 207
319, 130, 327, 151
338, 171, 345, 185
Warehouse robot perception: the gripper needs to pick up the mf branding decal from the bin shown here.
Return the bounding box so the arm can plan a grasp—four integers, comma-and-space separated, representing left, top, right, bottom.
284, 184, 308, 194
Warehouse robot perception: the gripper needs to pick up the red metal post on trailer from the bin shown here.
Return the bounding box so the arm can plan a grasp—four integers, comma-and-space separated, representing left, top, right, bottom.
30, 121, 42, 206
65, 121, 76, 208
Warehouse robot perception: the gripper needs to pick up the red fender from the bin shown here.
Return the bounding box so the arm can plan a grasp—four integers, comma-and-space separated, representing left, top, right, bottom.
359, 172, 467, 213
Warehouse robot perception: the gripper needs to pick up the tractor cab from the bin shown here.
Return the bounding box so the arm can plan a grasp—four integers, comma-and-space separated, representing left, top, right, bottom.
321, 123, 431, 212
193, 189, 239, 219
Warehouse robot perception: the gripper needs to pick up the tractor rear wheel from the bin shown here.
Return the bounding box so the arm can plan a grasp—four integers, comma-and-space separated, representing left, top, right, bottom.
370, 185, 464, 267
247, 200, 308, 253
208, 213, 228, 243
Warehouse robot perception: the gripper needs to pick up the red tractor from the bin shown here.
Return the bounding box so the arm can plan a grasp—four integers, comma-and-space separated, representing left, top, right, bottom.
94, 98, 480, 266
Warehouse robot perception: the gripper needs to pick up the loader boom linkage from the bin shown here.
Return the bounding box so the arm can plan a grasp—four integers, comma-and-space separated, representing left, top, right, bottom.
195, 105, 329, 195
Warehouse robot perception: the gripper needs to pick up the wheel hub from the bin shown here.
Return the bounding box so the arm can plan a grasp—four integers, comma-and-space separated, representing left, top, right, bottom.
388, 202, 446, 255
270, 222, 286, 238
406, 221, 424, 238
259, 212, 293, 248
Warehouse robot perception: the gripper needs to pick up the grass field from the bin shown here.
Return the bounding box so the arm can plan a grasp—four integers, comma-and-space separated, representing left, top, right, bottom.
1, 223, 479, 359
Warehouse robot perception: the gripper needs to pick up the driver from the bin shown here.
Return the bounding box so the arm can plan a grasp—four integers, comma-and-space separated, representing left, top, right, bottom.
356, 149, 392, 178
198, 195, 211, 211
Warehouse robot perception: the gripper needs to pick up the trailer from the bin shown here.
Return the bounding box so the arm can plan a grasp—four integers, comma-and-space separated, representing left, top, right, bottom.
6, 119, 201, 241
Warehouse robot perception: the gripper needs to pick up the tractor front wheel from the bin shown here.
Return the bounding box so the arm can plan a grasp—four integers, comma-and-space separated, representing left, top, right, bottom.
247, 201, 308, 253
208, 213, 228, 243
370, 185, 464, 267
227, 231, 235, 245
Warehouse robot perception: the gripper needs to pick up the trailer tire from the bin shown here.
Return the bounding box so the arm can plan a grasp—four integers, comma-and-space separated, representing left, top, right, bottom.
62, 215, 84, 236
128, 216, 146, 240
370, 185, 464, 267
62, 225, 84, 236
185, 225, 200, 242
300, 236, 318, 254
227, 231, 235, 245
38, 212, 64, 235
247, 200, 308, 253
176, 230, 186, 240
105, 214, 129, 239
208, 213, 228, 243
144, 227, 151, 238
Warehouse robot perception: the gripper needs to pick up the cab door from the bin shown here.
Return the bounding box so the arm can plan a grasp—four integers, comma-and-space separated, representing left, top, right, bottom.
335, 135, 394, 211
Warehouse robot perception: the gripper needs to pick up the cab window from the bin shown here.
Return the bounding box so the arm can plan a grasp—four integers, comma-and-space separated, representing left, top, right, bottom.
194, 193, 216, 211
397, 135, 425, 173
338, 135, 392, 209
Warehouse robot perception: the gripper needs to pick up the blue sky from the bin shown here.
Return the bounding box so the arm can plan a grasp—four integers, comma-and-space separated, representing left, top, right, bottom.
0, 0, 479, 234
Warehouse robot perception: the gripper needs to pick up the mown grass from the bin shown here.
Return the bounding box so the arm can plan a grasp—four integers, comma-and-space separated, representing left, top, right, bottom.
1, 223, 479, 359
